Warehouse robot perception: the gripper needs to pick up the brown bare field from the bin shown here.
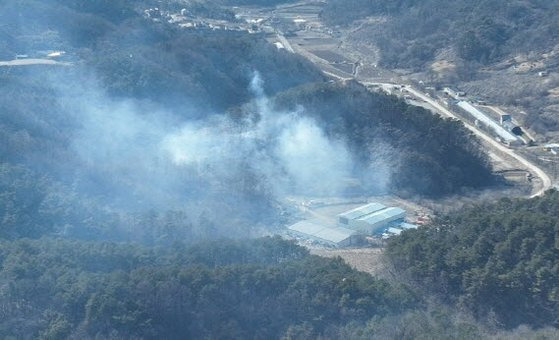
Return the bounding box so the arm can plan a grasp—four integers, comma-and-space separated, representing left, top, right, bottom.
310, 247, 385, 275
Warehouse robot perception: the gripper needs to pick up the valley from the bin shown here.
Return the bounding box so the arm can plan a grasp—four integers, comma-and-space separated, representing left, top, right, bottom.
229, 1, 556, 201
1, 0, 559, 338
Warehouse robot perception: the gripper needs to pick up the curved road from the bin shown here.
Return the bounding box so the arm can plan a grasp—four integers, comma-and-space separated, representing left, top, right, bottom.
315, 67, 552, 198
238, 1, 552, 196
337, 79, 552, 198
402, 85, 552, 198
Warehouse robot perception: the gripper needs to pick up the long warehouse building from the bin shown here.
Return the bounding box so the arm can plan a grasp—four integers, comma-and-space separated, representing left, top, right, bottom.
457, 101, 520, 145
337, 203, 406, 234
288, 220, 358, 247
288, 203, 410, 248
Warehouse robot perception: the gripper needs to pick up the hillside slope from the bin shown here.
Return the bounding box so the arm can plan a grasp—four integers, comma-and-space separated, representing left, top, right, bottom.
387, 190, 559, 329
322, 0, 559, 68
321, 0, 559, 135
0, 0, 500, 243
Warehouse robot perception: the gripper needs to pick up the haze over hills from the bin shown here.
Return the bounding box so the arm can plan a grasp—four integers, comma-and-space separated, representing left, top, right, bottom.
1, 0, 559, 338
322, 0, 559, 68
321, 0, 559, 135
0, 0, 497, 242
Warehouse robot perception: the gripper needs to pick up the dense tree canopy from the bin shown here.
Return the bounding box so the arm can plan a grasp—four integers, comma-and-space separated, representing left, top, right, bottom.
0, 237, 418, 339
0, 0, 323, 111
0, 0, 558, 338
386, 190, 559, 329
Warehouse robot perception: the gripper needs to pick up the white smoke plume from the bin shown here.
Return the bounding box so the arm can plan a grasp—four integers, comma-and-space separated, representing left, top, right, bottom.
161, 72, 354, 197
1, 1, 392, 242
61, 70, 390, 241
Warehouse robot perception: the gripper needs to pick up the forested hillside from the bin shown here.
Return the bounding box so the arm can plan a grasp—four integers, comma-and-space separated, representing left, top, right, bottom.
0, 0, 322, 111
0, 0, 500, 244
322, 0, 559, 69
0, 0, 324, 242
0, 237, 419, 338
386, 190, 559, 329
1, 1, 543, 337
0, 66, 502, 338
3, 236, 558, 339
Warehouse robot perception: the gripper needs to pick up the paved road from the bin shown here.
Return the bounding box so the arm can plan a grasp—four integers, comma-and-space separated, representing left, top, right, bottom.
276, 32, 295, 53
256, 0, 553, 197
302, 54, 552, 197
402, 85, 552, 198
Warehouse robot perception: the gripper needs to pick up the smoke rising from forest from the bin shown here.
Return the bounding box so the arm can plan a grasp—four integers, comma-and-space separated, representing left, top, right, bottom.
162, 72, 359, 197
67, 71, 389, 209
17, 67, 392, 241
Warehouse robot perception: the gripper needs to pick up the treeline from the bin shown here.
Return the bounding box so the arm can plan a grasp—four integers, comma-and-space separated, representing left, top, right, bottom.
386, 190, 559, 329
272, 82, 497, 197
0, 237, 418, 339
321, 0, 559, 69
3, 236, 558, 339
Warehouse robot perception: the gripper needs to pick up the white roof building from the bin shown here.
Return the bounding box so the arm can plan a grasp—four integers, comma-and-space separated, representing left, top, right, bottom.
457, 101, 520, 145
288, 220, 357, 247
338, 203, 406, 234
338, 203, 386, 223
400, 223, 418, 230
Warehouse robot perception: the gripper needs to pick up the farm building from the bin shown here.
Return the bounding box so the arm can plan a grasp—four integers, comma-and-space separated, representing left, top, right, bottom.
498, 111, 523, 135
338, 203, 386, 225
443, 87, 466, 99
544, 143, 559, 155
456, 101, 522, 145
337, 203, 406, 234
288, 220, 358, 247
287, 203, 415, 247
